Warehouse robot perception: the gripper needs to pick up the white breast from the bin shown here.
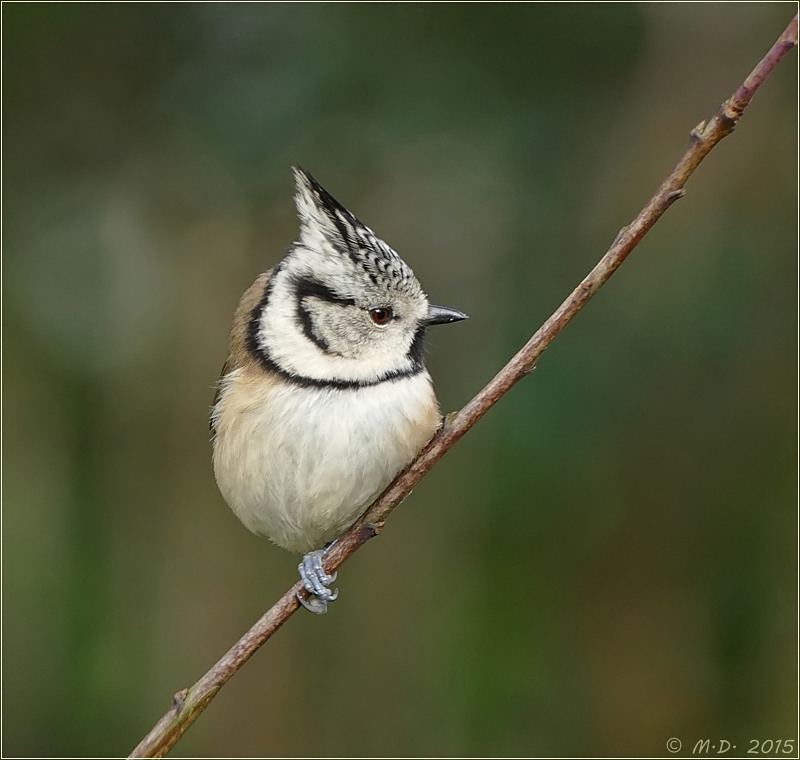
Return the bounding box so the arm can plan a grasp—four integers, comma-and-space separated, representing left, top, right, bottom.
212, 369, 440, 553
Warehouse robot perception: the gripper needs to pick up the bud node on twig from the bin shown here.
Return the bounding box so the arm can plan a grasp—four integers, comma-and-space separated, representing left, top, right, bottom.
171, 689, 188, 712
690, 120, 708, 142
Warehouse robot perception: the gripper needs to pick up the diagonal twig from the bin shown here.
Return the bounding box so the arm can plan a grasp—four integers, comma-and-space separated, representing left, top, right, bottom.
129, 13, 797, 758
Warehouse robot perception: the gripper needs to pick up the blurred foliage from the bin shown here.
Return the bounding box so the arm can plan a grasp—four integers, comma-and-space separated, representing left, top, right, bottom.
2, 4, 796, 758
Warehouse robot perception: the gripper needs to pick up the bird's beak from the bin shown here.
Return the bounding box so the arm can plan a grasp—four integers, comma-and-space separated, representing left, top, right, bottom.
423, 304, 469, 326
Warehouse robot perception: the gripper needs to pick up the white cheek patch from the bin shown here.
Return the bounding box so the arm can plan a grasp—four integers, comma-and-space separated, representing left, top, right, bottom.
257, 266, 419, 385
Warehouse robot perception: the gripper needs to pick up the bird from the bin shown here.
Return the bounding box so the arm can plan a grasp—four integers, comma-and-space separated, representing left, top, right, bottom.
210, 167, 467, 613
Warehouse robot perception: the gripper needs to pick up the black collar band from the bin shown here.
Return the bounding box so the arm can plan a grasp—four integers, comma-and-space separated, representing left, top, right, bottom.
258, 353, 424, 390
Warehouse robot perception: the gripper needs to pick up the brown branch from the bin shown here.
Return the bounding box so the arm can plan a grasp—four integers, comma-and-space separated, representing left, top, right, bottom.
129, 13, 797, 759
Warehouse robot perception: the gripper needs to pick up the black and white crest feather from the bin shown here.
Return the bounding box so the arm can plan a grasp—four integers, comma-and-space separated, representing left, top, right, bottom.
292, 166, 421, 297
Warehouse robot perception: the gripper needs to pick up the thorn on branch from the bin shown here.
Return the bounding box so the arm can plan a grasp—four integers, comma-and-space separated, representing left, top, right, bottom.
665, 189, 686, 204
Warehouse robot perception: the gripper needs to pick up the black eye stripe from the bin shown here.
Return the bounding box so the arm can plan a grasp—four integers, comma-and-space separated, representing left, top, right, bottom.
292, 276, 400, 324
292, 275, 356, 308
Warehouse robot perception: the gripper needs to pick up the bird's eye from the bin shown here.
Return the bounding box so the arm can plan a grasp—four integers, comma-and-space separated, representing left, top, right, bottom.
369, 308, 392, 325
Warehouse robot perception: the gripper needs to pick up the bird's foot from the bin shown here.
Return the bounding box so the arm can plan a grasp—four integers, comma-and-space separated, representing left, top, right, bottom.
296, 546, 338, 614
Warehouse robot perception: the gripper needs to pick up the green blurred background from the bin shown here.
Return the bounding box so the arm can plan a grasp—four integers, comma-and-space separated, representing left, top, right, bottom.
3, 3, 796, 757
